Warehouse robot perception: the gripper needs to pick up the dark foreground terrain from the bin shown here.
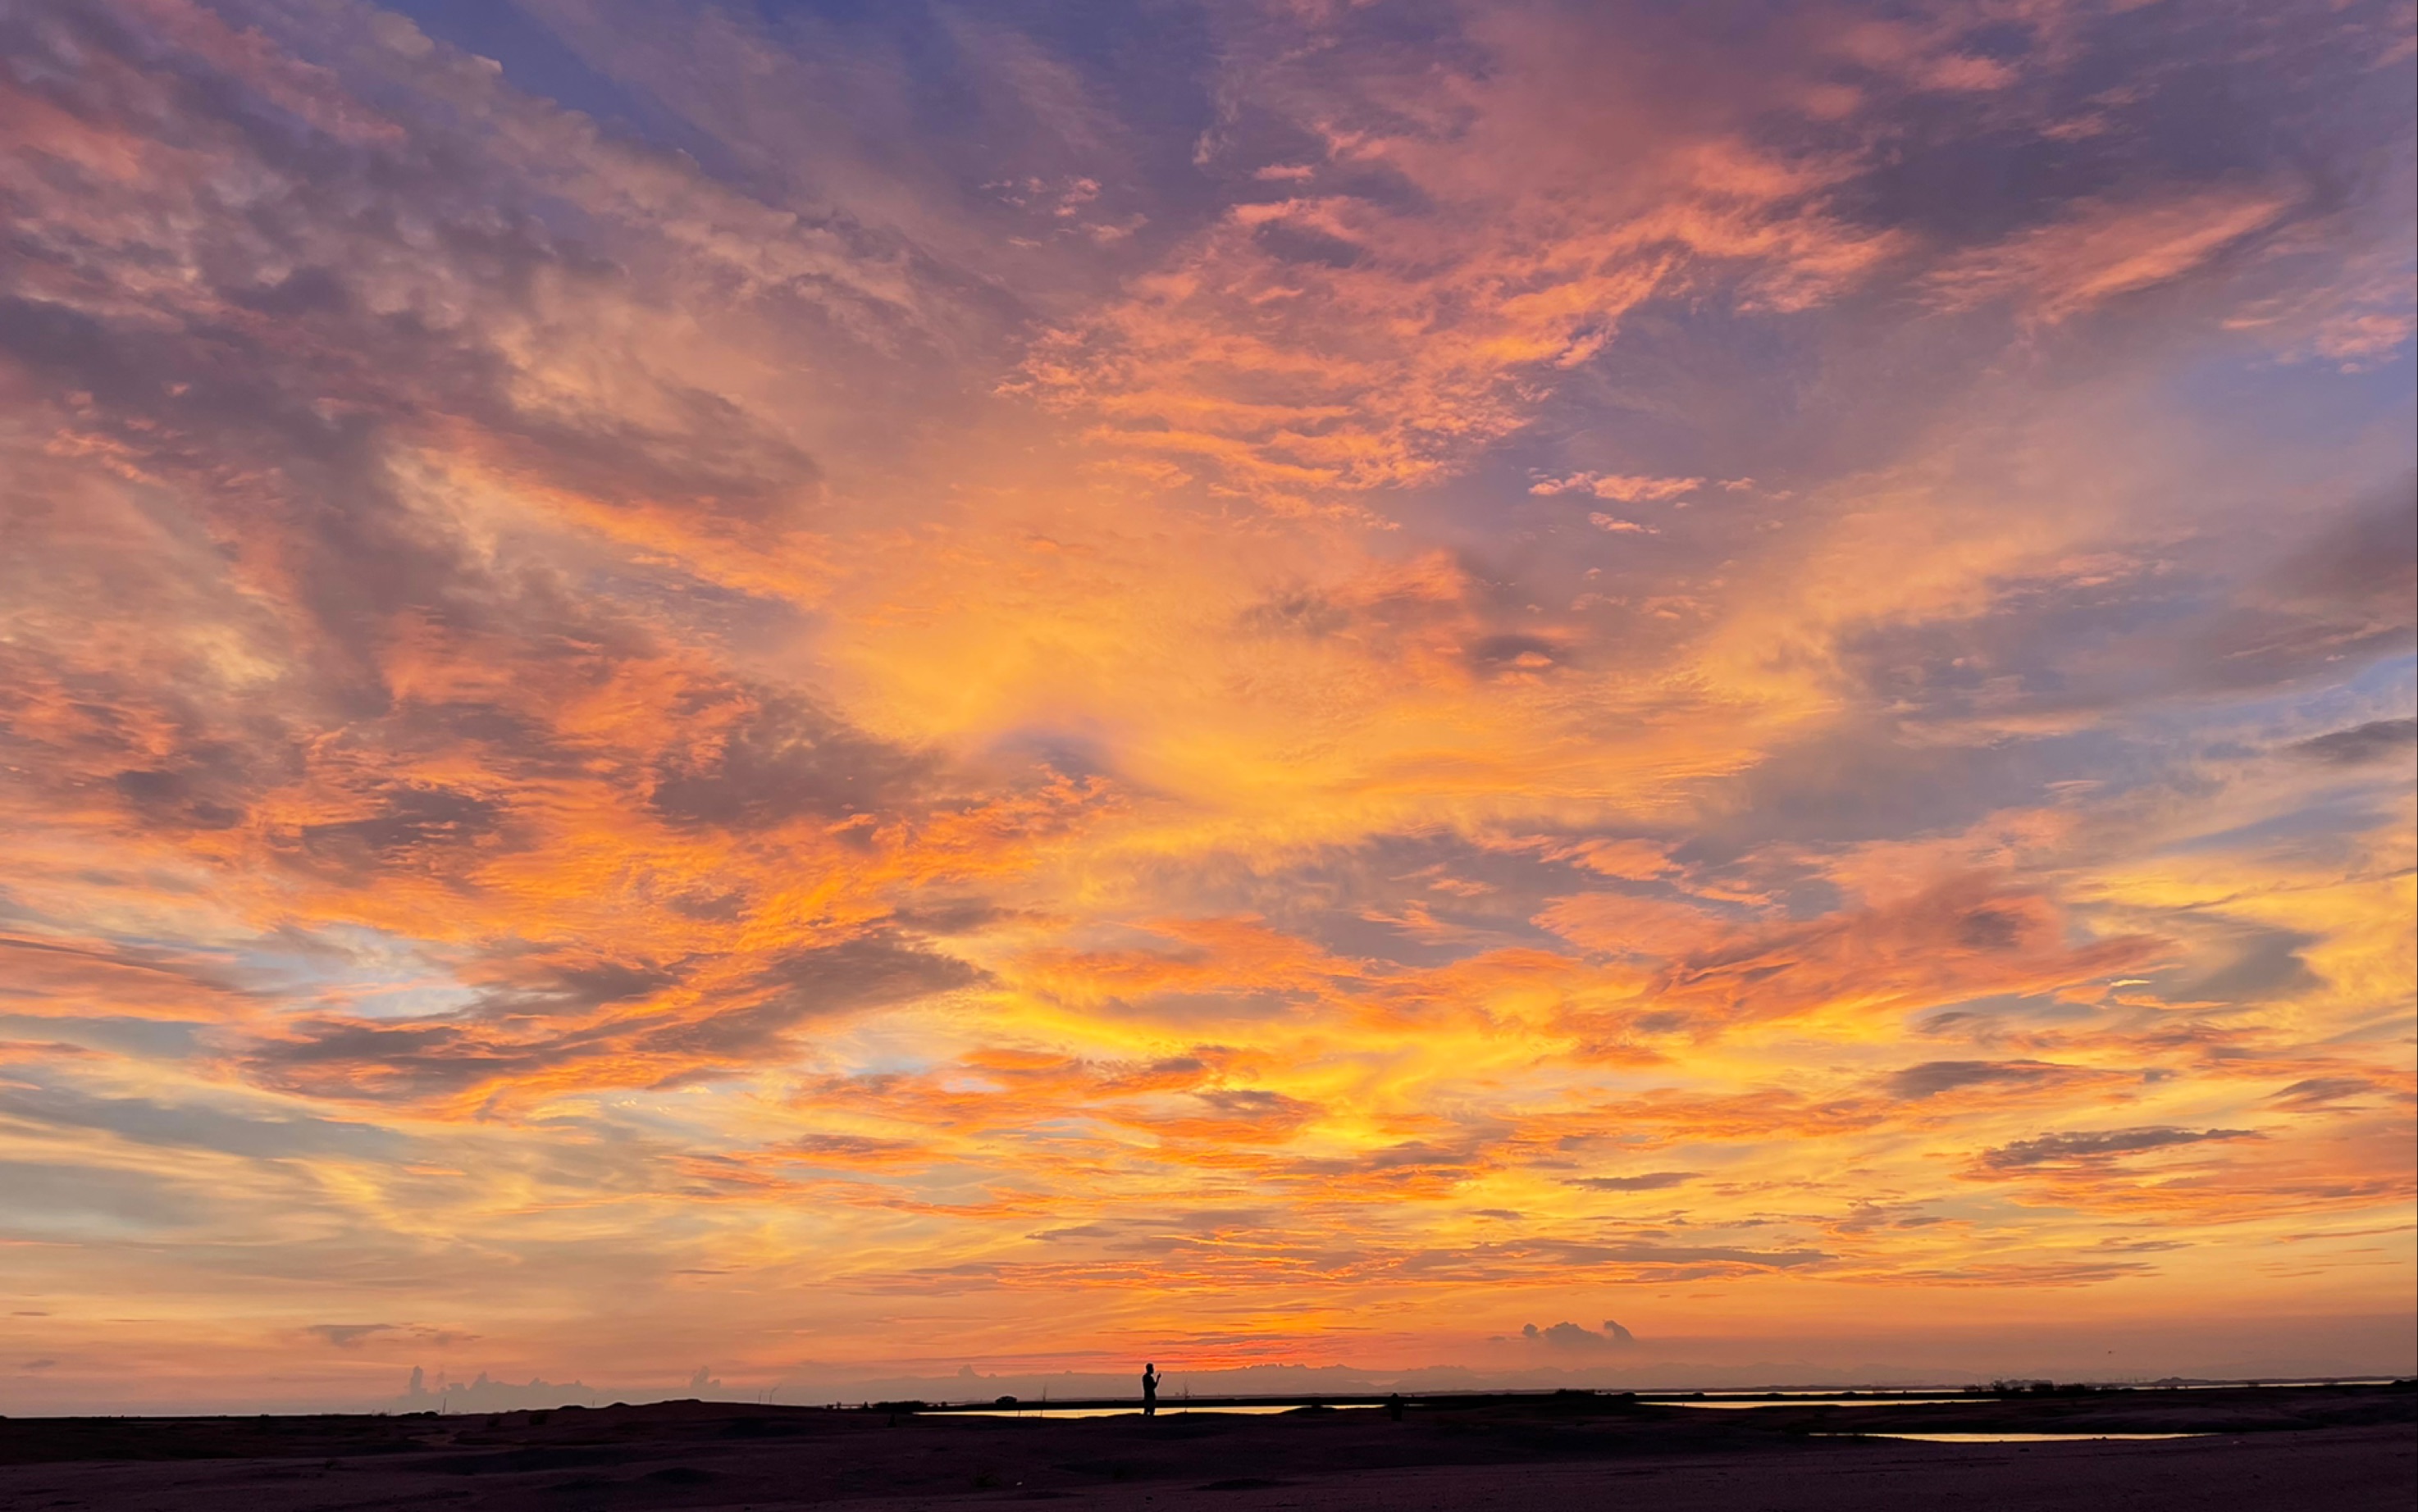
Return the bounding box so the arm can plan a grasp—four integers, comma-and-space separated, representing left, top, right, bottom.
0, 1382, 2408, 1511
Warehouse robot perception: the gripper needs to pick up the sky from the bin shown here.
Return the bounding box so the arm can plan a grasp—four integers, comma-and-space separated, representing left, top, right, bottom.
0, 0, 2413, 1412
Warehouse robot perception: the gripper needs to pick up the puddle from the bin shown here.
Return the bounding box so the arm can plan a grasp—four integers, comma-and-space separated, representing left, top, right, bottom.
1674, 1398, 1973, 1410
944, 1405, 1304, 1419
1819, 1432, 2208, 1443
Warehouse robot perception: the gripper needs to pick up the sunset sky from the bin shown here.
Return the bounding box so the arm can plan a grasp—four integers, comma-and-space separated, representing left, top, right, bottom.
2, 0, 2413, 1410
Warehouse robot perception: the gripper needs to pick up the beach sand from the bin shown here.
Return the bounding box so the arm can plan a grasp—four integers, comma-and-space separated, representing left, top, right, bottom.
1, 1383, 2407, 1511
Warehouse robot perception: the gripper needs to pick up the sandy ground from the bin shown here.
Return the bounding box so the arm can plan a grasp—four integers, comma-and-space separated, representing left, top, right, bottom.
0, 1385, 2407, 1511
835, 1430, 2416, 1512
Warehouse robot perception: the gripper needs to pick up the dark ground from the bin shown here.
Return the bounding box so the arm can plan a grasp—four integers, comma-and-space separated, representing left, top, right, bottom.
0, 1382, 2408, 1510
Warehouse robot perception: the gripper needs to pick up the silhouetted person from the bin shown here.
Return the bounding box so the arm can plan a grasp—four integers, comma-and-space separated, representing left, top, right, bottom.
1387, 1392, 1403, 1422
1142, 1363, 1161, 1418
